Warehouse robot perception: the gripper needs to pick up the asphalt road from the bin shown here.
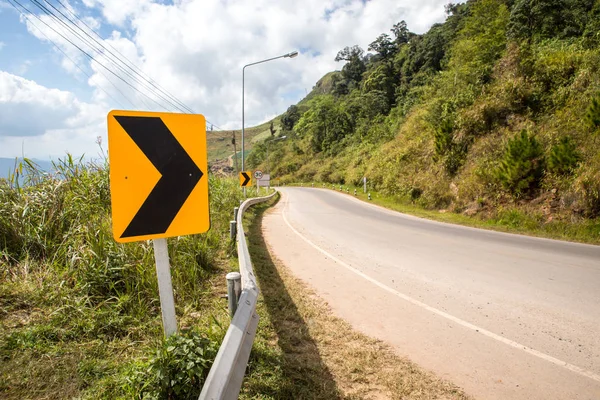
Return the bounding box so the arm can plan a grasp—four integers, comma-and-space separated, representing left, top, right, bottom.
262, 187, 600, 399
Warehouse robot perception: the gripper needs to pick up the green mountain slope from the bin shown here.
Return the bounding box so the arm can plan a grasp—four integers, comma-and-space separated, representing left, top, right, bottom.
207, 120, 278, 162
249, 0, 600, 237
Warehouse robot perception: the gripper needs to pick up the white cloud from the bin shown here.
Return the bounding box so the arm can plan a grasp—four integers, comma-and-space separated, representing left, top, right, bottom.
0, 41, 5, 51
0, 71, 104, 158
6, 0, 453, 158
85, 0, 450, 129
82, 0, 150, 26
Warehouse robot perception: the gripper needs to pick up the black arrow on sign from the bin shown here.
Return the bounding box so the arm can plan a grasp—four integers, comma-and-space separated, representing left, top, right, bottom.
241, 172, 250, 186
114, 116, 203, 238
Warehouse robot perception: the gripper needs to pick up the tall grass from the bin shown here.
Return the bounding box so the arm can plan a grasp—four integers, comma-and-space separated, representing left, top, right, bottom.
0, 157, 247, 398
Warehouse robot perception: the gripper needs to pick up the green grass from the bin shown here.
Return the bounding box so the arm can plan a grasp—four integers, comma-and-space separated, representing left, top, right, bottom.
0, 158, 254, 399
292, 182, 600, 245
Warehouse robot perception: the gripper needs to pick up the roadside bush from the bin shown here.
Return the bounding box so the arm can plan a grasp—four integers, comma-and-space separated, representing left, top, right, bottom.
495, 130, 546, 197
125, 328, 221, 400
548, 136, 580, 174
574, 168, 600, 217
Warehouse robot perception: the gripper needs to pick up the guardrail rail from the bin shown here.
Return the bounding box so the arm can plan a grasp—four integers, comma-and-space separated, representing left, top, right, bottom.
199, 190, 277, 400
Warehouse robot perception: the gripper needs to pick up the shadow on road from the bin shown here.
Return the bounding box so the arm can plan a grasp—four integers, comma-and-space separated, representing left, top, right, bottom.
243, 198, 344, 399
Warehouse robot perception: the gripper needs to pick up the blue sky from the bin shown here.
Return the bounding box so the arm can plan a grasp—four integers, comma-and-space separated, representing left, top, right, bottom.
0, 3, 91, 99
0, 0, 450, 159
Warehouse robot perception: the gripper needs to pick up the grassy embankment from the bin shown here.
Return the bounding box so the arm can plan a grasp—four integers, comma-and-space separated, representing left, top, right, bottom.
0, 158, 251, 398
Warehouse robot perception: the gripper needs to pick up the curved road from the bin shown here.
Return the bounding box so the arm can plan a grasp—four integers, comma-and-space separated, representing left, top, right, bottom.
262, 187, 600, 399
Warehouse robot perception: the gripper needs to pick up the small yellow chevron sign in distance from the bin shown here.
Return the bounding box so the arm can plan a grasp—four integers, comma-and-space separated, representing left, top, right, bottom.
239, 171, 252, 187
107, 110, 210, 243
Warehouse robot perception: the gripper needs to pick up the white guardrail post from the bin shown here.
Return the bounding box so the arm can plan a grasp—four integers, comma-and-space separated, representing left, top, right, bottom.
199, 190, 277, 400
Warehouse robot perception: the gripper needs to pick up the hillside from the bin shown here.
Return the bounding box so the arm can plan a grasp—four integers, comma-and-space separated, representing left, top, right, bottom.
206, 119, 281, 172
249, 0, 600, 240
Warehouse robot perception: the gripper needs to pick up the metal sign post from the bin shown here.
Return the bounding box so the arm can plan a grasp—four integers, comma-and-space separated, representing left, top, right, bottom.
363, 176, 367, 193
153, 238, 178, 337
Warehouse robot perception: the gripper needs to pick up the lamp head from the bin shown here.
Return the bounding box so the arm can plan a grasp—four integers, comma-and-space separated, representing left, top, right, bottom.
285, 51, 299, 58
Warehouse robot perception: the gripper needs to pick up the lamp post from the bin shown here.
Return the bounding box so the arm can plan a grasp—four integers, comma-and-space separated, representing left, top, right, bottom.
266, 135, 287, 175
242, 51, 298, 194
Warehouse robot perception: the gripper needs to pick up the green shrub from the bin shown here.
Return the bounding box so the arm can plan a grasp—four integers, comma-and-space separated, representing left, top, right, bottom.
574, 168, 600, 217
495, 130, 546, 197
125, 329, 220, 400
548, 136, 580, 174
587, 93, 600, 132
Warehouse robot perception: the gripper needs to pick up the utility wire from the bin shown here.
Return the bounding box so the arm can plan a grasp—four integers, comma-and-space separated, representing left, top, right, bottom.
12, 0, 227, 129
39, 0, 189, 113
28, 0, 165, 111
49, 0, 229, 130
7, 0, 129, 108
11, 0, 168, 110
6, 0, 134, 109
52, 0, 197, 114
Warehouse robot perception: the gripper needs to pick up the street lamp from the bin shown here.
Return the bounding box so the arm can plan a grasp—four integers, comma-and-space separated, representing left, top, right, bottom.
242, 51, 298, 193
266, 135, 287, 175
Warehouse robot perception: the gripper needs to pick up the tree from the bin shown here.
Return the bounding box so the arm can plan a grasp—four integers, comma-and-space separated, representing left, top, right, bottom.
448, 0, 510, 86
334, 45, 366, 86
362, 64, 395, 107
583, 0, 600, 46
495, 130, 545, 197
280, 105, 300, 131
334, 45, 364, 62
391, 21, 411, 45
368, 34, 396, 60
548, 137, 580, 175
586, 93, 600, 133
269, 121, 276, 137
294, 96, 353, 154
506, 0, 586, 42
507, 0, 536, 42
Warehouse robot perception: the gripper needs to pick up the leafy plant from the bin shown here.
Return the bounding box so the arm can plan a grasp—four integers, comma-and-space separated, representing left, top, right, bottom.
548, 136, 580, 174
125, 329, 220, 400
495, 130, 545, 197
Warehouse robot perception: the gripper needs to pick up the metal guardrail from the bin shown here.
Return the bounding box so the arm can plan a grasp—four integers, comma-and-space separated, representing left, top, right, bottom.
199, 190, 277, 400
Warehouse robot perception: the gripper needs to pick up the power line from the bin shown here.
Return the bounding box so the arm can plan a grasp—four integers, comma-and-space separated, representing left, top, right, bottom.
52, 0, 197, 114
6, 0, 134, 109
12, 0, 228, 129
11, 0, 168, 110
28, 0, 165, 111
38, 0, 190, 113
52, 0, 196, 114
48, 0, 230, 129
